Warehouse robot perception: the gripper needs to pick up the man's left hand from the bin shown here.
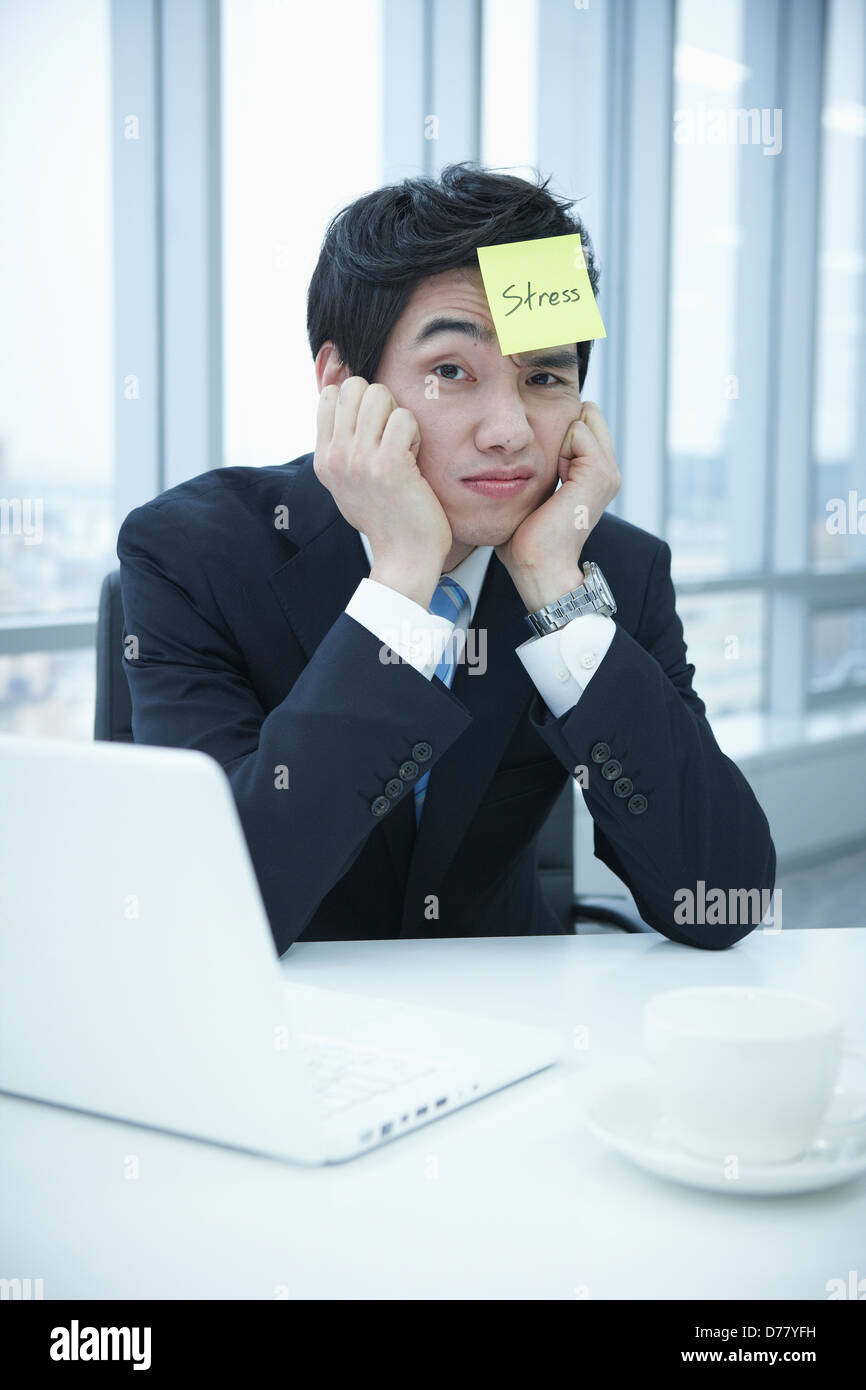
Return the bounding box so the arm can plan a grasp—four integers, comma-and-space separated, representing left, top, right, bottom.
495, 400, 622, 613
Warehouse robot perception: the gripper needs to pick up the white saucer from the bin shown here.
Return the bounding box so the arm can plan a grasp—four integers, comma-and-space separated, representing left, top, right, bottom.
582, 1075, 866, 1195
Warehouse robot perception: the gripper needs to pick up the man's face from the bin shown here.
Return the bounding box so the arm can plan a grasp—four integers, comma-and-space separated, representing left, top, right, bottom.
371, 268, 582, 550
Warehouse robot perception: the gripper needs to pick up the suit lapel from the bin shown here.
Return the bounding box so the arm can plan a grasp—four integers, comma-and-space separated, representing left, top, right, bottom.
267, 461, 368, 658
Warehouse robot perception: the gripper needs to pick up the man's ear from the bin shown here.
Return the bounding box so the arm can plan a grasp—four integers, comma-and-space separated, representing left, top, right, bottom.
314, 341, 345, 393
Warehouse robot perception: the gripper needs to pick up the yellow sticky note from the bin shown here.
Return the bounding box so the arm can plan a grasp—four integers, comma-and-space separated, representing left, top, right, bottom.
475, 233, 606, 356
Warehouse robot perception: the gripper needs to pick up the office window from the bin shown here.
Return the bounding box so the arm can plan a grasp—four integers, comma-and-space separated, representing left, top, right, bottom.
810, 607, 866, 696
676, 589, 765, 718
481, 0, 537, 177
0, 0, 114, 618
221, 0, 384, 471
0, 649, 96, 739
812, 0, 866, 571
666, 0, 762, 583
6, 0, 864, 743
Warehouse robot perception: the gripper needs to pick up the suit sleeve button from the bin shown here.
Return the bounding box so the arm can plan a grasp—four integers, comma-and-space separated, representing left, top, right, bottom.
601, 758, 623, 780
613, 777, 633, 798
399, 760, 419, 781
385, 778, 403, 799
412, 741, 433, 762
627, 793, 648, 815
590, 741, 611, 763
371, 795, 391, 817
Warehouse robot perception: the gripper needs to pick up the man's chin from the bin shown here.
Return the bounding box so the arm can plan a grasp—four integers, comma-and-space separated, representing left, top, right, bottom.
450, 502, 532, 543
451, 523, 521, 551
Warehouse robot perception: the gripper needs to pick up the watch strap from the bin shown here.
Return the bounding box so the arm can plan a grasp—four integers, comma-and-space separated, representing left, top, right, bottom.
524, 560, 618, 636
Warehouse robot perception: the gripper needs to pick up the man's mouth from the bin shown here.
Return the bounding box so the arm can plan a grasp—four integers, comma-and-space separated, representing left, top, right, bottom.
461, 469, 533, 499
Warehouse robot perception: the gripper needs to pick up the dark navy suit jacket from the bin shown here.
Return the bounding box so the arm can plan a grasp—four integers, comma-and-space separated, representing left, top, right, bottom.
116, 452, 776, 956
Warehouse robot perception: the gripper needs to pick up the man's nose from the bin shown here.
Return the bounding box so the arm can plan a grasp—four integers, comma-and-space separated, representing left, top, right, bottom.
474, 400, 534, 450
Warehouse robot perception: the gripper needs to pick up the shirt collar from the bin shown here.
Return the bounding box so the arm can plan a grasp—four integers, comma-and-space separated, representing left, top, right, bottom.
357, 532, 493, 624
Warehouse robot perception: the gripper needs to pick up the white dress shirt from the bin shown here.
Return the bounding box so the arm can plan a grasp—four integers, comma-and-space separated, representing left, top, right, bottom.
344, 532, 615, 717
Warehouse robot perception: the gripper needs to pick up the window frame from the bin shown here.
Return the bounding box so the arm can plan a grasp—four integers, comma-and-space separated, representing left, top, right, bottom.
3, 0, 864, 736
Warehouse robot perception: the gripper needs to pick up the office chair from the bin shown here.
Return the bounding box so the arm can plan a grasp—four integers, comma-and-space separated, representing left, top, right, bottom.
94, 571, 134, 743
95, 570, 649, 934
536, 779, 651, 934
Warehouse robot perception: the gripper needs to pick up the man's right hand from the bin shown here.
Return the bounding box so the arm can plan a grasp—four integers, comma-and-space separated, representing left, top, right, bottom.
314, 377, 452, 609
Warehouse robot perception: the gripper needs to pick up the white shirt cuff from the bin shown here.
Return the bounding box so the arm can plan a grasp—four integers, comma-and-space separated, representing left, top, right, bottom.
515, 612, 616, 717
345, 577, 456, 680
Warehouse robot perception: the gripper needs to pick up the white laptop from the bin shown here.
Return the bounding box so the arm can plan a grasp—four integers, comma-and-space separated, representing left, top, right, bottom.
0, 733, 562, 1164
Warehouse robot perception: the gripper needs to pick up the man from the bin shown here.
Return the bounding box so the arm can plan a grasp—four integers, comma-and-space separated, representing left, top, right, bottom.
117, 161, 775, 955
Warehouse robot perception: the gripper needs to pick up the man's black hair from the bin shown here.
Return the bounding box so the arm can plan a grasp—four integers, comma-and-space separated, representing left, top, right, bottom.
306, 161, 601, 393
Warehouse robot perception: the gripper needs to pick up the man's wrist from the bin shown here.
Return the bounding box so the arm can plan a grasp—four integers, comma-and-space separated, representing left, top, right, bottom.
369, 560, 442, 610
515, 564, 585, 615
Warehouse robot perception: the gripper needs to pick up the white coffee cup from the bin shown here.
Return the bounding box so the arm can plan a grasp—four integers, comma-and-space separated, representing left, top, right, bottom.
643, 986, 865, 1164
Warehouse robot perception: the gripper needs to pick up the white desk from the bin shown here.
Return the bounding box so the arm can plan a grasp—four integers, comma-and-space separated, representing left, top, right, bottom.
2, 928, 865, 1300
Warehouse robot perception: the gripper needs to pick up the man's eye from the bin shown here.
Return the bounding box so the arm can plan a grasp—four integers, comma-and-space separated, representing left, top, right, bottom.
528, 372, 564, 387
433, 363, 469, 380
432, 364, 564, 387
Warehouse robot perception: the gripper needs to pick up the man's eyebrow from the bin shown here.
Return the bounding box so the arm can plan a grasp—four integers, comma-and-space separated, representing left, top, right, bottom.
411, 316, 499, 349
514, 347, 581, 372
411, 317, 580, 372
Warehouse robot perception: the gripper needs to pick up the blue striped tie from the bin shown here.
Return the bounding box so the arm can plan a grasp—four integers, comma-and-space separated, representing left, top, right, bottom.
414, 576, 470, 827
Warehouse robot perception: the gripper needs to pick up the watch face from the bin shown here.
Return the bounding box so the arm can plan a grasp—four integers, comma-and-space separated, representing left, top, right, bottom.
584, 562, 616, 615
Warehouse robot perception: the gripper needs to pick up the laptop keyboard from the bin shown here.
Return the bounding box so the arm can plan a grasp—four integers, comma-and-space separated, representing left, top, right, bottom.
297, 1032, 440, 1118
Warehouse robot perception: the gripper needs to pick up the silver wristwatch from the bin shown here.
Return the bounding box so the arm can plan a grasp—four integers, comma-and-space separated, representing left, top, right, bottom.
524, 561, 616, 637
